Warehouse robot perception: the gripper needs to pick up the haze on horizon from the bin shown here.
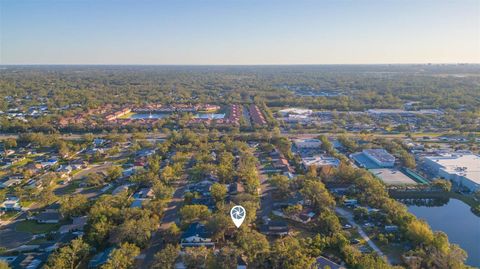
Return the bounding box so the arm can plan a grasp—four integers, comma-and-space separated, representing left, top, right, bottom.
1, 0, 479, 65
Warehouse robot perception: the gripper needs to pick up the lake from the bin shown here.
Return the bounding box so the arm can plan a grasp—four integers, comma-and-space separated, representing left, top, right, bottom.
406, 199, 480, 267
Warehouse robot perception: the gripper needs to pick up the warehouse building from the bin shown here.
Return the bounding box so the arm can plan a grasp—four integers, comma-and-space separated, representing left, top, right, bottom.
363, 149, 395, 167
351, 149, 395, 169
278, 108, 313, 116
424, 154, 480, 192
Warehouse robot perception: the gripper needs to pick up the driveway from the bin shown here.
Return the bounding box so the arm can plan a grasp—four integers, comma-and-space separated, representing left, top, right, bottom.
335, 207, 386, 259
0, 222, 33, 249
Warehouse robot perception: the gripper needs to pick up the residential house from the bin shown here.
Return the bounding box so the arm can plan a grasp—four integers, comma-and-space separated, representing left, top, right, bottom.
260, 220, 290, 236
187, 180, 213, 197
59, 216, 88, 234
112, 184, 131, 195
34, 212, 62, 224
237, 256, 248, 269
70, 159, 88, 170
343, 199, 358, 207
5, 253, 49, 269
34, 203, 62, 224
298, 210, 316, 224
40, 158, 58, 168
180, 222, 215, 248
133, 187, 154, 199
88, 248, 114, 268
0, 197, 22, 211
191, 197, 216, 210
316, 256, 346, 269
0, 177, 23, 189
130, 199, 145, 208
24, 162, 43, 174
229, 182, 245, 195
384, 225, 399, 233
56, 165, 73, 174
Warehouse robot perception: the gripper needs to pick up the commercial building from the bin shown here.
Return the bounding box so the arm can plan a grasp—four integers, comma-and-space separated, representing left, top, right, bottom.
351, 149, 395, 169
363, 149, 395, 167
294, 139, 322, 149
367, 109, 442, 116
424, 154, 480, 192
282, 114, 312, 124
278, 108, 313, 116
302, 155, 340, 168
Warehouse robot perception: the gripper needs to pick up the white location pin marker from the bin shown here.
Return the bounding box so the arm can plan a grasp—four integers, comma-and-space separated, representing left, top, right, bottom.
230, 205, 246, 228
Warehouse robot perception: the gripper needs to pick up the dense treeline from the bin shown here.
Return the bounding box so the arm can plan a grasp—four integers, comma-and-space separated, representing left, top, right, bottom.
1, 65, 479, 116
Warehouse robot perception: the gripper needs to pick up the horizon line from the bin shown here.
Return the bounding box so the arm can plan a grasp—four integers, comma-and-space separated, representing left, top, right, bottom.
1, 62, 480, 67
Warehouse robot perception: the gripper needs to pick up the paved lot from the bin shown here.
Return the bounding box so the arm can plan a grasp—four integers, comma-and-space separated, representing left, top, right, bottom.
370, 168, 418, 185
0, 223, 33, 249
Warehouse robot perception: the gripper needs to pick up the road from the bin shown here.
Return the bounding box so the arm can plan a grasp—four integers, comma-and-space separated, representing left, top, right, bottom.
0, 133, 168, 141
136, 180, 187, 269
335, 207, 387, 259
54, 162, 113, 197
258, 167, 273, 220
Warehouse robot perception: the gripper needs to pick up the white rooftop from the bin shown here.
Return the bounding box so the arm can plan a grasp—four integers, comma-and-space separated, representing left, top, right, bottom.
302, 155, 340, 167
426, 154, 480, 184
278, 108, 313, 115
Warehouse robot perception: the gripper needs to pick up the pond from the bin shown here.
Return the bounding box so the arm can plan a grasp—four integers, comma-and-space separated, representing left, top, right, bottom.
129, 113, 169, 119
405, 198, 480, 267
193, 113, 225, 119
127, 113, 225, 120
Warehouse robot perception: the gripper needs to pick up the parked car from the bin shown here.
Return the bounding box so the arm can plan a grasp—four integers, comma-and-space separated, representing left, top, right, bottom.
350, 238, 361, 244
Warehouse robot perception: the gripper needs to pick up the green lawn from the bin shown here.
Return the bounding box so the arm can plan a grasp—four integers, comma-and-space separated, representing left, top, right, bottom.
20, 200, 34, 208
57, 181, 81, 194
15, 220, 61, 234
11, 158, 30, 168
71, 169, 83, 176
117, 112, 135, 119
0, 211, 19, 220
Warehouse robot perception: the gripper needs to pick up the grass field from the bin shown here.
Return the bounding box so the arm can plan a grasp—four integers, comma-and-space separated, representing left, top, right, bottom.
117, 112, 135, 119
20, 200, 34, 208
0, 211, 19, 221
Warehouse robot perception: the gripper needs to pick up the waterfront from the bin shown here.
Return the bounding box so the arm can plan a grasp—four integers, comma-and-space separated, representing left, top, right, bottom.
406, 199, 480, 267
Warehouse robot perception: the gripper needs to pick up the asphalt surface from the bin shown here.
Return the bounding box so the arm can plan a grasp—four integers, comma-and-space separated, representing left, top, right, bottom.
136, 180, 187, 269
335, 207, 387, 259
258, 168, 274, 220
0, 223, 32, 249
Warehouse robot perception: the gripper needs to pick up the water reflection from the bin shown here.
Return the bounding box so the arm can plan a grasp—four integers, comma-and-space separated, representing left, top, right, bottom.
397, 197, 449, 207
405, 199, 480, 267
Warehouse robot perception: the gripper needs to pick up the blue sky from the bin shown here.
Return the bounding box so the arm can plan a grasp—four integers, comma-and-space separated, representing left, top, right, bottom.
1, 0, 479, 64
